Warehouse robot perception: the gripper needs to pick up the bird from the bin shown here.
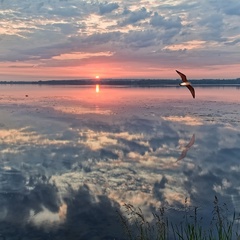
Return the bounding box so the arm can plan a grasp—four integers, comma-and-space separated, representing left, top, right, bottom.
176, 134, 195, 162
176, 70, 195, 98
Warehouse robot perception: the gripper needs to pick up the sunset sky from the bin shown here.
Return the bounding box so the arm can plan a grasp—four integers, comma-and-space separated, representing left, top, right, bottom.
0, 0, 240, 81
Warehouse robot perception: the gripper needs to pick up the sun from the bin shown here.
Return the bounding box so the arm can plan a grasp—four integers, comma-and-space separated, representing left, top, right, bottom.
95, 75, 100, 79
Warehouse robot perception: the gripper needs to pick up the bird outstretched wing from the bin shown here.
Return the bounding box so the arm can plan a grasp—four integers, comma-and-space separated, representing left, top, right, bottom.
176, 70, 188, 82
177, 149, 188, 162
187, 85, 195, 98
176, 134, 195, 162
185, 134, 195, 148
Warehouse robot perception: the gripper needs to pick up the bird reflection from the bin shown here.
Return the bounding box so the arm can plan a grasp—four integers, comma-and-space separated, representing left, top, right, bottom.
176, 70, 195, 98
176, 134, 195, 162
95, 84, 100, 93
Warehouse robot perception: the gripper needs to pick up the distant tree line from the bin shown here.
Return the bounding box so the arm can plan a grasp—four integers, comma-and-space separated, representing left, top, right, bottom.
0, 78, 240, 86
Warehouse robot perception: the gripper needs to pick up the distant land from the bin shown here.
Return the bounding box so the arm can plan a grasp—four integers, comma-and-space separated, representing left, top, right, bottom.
0, 78, 240, 86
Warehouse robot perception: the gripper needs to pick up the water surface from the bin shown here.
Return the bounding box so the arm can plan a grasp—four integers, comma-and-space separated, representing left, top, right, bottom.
0, 85, 240, 239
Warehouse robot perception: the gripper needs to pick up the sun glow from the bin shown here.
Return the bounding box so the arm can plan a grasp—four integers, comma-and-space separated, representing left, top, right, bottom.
95, 75, 100, 79
95, 84, 100, 93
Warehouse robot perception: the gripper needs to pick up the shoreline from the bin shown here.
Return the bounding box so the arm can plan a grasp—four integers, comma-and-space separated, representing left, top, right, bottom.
0, 78, 240, 87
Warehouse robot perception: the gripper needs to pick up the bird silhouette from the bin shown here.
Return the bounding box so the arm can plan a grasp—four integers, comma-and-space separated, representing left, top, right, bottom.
176, 70, 195, 98
176, 134, 195, 162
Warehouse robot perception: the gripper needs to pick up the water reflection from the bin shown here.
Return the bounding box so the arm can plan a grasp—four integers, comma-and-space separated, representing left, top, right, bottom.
95, 84, 100, 93
0, 86, 240, 239
176, 133, 195, 162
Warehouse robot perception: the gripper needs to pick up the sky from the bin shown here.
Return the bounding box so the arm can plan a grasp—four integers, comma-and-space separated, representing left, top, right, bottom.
0, 0, 240, 81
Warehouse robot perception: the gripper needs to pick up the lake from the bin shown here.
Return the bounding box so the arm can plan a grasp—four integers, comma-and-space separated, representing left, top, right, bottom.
0, 84, 240, 239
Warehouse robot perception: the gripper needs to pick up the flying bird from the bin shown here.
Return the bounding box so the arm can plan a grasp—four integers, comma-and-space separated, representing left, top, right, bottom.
176, 70, 195, 98
176, 134, 195, 162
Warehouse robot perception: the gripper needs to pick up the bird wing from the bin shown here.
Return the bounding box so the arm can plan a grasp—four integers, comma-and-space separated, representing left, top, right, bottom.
185, 134, 195, 149
176, 149, 187, 162
176, 70, 188, 82
187, 85, 195, 98
176, 134, 195, 162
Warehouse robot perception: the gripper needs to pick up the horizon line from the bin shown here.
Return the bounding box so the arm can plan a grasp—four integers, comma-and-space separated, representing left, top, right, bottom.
0, 77, 240, 83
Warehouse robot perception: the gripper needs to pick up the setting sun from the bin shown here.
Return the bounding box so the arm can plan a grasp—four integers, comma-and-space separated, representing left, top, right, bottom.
95, 76, 100, 79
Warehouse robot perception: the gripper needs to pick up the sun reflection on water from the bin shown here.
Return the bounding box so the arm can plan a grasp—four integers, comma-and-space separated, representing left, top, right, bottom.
95, 84, 100, 93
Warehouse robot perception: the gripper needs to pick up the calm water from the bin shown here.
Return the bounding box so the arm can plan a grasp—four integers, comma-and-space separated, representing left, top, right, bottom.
0, 85, 240, 239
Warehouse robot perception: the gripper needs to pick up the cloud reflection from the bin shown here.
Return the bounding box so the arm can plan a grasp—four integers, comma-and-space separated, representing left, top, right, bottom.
162, 116, 203, 126
0, 87, 240, 238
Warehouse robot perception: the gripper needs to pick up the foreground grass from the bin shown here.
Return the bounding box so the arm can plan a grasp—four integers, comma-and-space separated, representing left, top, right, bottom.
117, 196, 240, 240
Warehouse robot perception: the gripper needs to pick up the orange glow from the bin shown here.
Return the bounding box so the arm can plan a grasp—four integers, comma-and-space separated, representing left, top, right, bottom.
1, 61, 240, 81
95, 84, 100, 93
95, 75, 100, 79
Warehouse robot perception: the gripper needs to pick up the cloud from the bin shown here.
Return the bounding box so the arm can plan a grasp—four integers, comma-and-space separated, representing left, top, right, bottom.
63, 185, 123, 238
224, 6, 240, 16
122, 29, 159, 48
152, 175, 168, 203
150, 12, 182, 30
225, 38, 240, 46
198, 13, 224, 41
118, 7, 152, 26
162, 116, 203, 126
99, 2, 119, 15
52, 51, 114, 60
209, 0, 240, 16
0, 183, 123, 239
47, 5, 81, 17
51, 23, 81, 35
1, 0, 240, 78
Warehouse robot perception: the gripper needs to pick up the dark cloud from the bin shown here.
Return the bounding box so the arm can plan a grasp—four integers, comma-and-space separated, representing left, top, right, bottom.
224, 6, 240, 16
155, 1, 199, 12
51, 23, 81, 35
184, 168, 222, 205
118, 7, 152, 26
80, 31, 122, 46
198, 13, 224, 41
225, 38, 240, 46
99, 2, 119, 15
117, 138, 149, 156
0, 178, 59, 226
63, 185, 124, 239
149, 135, 178, 152
123, 29, 159, 48
19, 31, 121, 61
209, 0, 240, 16
0, 168, 26, 193
152, 175, 168, 203
122, 7, 131, 15
99, 148, 119, 160
47, 5, 80, 17
0, 184, 125, 240
123, 118, 157, 134
150, 12, 182, 30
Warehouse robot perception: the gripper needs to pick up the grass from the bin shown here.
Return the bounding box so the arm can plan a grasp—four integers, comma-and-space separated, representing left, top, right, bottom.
117, 196, 240, 240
